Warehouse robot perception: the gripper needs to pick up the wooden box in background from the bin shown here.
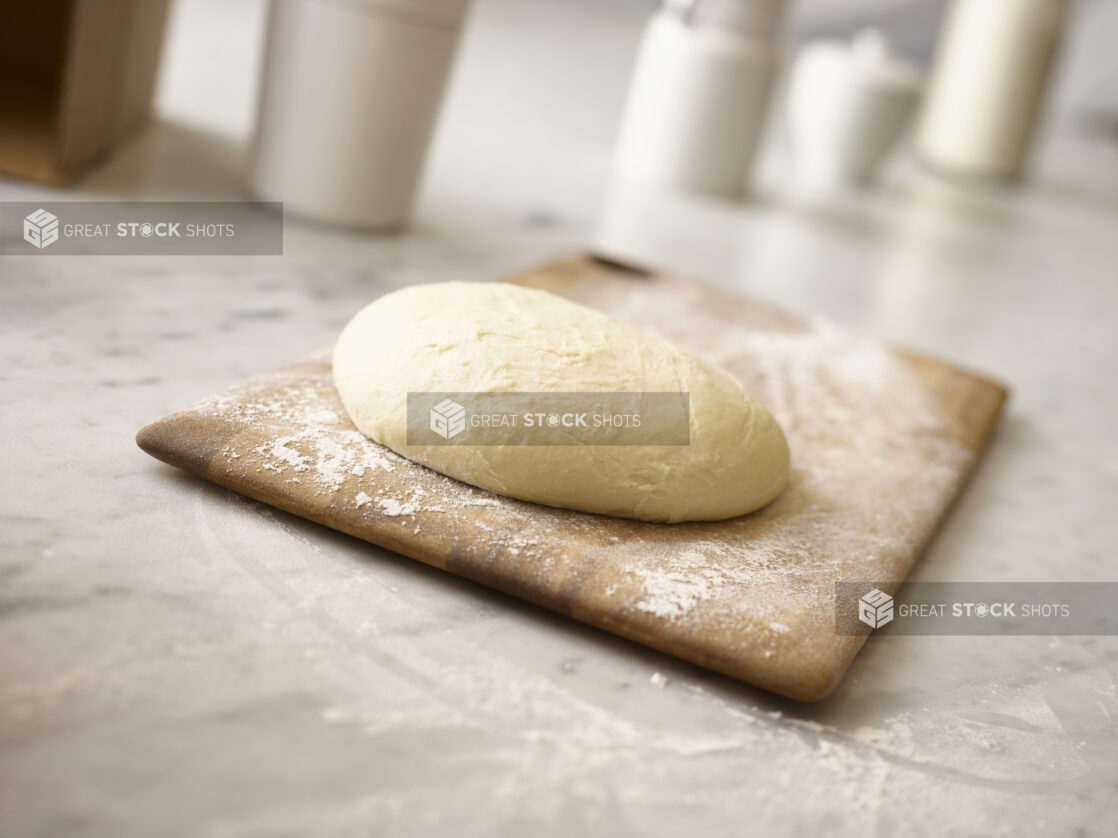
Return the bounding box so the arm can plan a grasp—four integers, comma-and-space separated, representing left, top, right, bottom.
0, 0, 171, 185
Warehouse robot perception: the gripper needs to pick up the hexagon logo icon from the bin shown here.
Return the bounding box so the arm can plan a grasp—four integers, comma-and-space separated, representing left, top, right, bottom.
858, 588, 894, 629
24, 208, 60, 249
430, 398, 466, 439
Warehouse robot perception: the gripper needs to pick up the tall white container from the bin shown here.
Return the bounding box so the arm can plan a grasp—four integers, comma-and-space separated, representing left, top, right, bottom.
249, 0, 471, 229
612, 0, 788, 199
916, 0, 1069, 181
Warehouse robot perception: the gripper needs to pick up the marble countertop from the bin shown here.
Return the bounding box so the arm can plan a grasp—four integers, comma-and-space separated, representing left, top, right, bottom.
2, 1, 1117, 836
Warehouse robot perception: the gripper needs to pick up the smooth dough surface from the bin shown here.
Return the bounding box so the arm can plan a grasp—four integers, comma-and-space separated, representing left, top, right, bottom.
332, 282, 789, 523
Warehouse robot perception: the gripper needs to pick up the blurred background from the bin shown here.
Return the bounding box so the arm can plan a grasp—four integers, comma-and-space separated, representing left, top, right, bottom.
1, 0, 1114, 257
3, 5, 1118, 836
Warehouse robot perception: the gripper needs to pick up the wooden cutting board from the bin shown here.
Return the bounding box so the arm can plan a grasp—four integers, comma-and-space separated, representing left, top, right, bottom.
137, 255, 1006, 701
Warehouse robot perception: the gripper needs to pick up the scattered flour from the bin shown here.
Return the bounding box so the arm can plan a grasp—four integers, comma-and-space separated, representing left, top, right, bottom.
376, 495, 420, 517
539, 275, 975, 655
191, 366, 513, 525
629, 551, 726, 621
179, 273, 979, 682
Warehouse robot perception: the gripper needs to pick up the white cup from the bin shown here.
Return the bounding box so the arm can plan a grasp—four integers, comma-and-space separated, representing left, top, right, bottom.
249, 0, 471, 229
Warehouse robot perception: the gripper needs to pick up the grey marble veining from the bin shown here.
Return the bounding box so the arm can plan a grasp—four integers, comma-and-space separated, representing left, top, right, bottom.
2, 1, 1118, 836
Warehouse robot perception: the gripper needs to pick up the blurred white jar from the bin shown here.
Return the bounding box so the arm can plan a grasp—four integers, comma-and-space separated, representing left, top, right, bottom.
612, 0, 789, 200
250, 0, 471, 229
786, 30, 922, 188
917, 0, 1069, 181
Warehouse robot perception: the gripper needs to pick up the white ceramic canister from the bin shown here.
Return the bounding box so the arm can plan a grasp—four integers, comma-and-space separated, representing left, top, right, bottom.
786, 30, 922, 188
916, 0, 1070, 181
611, 0, 789, 200
249, 0, 472, 229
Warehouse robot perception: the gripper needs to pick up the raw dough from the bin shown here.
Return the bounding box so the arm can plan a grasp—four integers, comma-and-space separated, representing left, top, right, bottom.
332, 282, 789, 522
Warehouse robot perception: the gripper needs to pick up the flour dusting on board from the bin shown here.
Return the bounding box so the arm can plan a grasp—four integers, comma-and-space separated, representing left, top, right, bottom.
185, 364, 515, 521
154, 265, 995, 697
629, 551, 728, 621
557, 275, 975, 642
